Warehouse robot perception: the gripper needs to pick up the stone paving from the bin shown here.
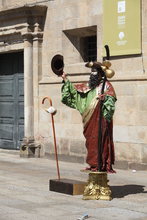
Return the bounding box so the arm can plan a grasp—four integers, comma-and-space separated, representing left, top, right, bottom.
0, 149, 147, 220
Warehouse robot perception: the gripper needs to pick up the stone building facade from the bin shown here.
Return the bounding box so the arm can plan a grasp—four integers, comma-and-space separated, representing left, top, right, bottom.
0, 0, 146, 170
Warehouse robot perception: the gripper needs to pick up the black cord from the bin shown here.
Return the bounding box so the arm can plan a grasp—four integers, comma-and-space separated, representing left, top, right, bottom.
97, 76, 107, 171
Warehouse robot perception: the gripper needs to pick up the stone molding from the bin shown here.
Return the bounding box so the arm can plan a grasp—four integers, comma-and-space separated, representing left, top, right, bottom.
40, 60, 147, 85
0, 5, 47, 44
39, 73, 147, 85
0, 5, 47, 22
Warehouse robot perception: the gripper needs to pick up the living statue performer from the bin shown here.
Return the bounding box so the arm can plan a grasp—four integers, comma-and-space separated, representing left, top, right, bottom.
60, 61, 117, 173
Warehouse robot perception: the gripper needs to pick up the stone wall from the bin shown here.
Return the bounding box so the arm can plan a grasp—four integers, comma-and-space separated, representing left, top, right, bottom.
39, 0, 147, 169
39, 0, 104, 164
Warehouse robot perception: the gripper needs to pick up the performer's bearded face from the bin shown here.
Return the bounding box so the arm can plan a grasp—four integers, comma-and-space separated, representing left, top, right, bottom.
88, 67, 103, 89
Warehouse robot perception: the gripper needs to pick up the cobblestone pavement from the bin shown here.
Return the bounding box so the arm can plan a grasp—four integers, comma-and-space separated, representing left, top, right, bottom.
0, 149, 147, 220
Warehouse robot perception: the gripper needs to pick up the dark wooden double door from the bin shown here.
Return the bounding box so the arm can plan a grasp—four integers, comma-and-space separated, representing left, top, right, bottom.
0, 52, 24, 150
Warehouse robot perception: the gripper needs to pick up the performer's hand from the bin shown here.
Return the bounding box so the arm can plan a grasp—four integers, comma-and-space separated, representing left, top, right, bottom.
99, 94, 105, 101
61, 72, 67, 81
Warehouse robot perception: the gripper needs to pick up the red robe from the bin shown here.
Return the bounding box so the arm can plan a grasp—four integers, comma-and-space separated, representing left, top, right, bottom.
84, 102, 115, 172
76, 81, 116, 172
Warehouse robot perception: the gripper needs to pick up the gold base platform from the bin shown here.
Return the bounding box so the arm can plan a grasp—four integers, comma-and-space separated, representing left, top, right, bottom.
82, 171, 112, 200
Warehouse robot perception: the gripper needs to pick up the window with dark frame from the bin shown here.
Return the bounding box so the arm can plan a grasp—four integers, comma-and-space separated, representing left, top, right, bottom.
63, 26, 97, 64
81, 35, 97, 62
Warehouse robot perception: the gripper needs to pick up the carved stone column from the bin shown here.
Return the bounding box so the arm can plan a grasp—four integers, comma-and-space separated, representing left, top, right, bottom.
20, 33, 40, 157
33, 31, 43, 137
24, 34, 34, 138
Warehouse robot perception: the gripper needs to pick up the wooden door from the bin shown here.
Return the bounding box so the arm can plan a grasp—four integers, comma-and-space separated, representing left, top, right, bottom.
0, 52, 24, 149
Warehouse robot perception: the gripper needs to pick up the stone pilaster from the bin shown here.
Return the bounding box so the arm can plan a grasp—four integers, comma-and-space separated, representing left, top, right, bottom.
23, 33, 34, 138
33, 32, 43, 138
20, 33, 41, 157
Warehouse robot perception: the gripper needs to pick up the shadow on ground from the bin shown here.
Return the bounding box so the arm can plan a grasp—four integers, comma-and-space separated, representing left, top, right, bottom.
111, 185, 147, 198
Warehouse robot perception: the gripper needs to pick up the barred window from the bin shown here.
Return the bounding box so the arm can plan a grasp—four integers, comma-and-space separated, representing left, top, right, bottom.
63, 26, 97, 64
82, 36, 97, 62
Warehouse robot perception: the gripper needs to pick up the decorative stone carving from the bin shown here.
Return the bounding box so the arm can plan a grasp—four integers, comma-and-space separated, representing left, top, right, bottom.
20, 137, 41, 158
0, 5, 47, 47
83, 172, 112, 200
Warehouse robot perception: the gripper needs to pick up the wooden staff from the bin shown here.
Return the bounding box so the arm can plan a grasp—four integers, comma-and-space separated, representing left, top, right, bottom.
98, 76, 106, 172
42, 96, 60, 180
97, 45, 110, 171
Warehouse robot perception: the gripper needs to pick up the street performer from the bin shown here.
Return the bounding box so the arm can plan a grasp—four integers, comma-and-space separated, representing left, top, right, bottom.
60, 61, 117, 173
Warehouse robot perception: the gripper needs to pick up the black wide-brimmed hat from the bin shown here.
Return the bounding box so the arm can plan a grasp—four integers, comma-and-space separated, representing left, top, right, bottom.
51, 54, 64, 75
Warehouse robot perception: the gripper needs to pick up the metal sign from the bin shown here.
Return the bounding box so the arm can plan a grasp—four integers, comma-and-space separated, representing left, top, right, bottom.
103, 0, 141, 56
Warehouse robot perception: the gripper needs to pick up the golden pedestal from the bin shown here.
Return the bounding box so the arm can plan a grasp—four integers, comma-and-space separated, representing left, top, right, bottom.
83, 172, 112, 200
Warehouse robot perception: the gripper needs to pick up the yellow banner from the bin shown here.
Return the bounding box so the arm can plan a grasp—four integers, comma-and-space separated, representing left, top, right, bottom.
103, 0, 141, 56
